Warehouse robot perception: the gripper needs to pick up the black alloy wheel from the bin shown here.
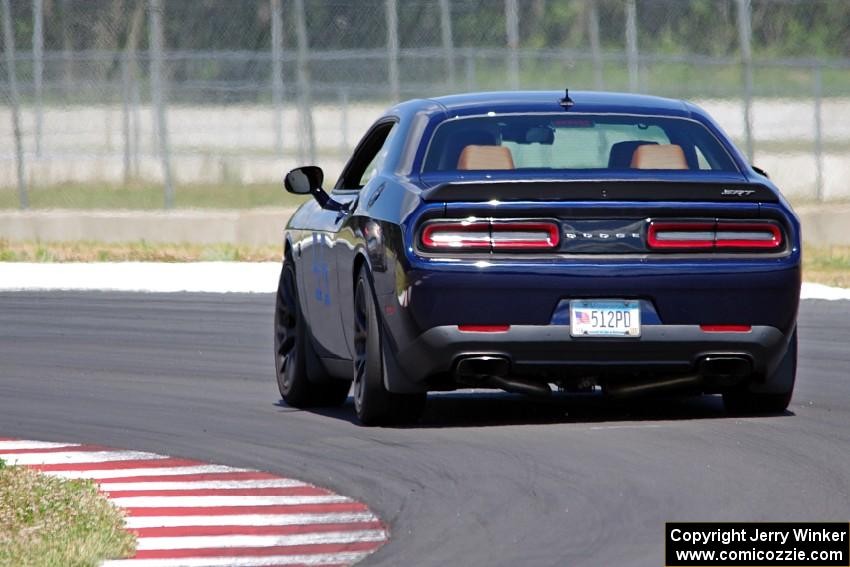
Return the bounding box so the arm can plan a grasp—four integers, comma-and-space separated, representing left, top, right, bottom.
275, 257, 349, 407
352, 265, 426, 425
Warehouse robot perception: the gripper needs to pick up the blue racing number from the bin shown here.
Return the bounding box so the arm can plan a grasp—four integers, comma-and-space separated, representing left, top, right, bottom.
311, 232, 332, 305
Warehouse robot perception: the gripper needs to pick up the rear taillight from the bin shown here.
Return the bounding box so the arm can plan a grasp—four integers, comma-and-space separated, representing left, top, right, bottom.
714, 222, 782, 249
647, 222, 714, 249
421, 220, 560, 252
648, 221, 783, 251
421, 221, 490, 249
490, 222, 560, 250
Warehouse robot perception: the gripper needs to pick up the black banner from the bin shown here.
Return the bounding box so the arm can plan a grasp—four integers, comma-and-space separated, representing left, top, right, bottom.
666, 523, 850, 566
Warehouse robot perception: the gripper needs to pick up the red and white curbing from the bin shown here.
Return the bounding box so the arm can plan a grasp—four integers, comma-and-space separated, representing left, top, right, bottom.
0, 438, 389, 566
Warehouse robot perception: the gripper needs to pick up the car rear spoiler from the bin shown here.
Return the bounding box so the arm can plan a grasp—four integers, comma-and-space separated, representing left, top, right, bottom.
420, 180, 779, 203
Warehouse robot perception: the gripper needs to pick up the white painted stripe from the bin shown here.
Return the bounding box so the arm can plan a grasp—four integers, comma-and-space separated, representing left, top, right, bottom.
801, 282, 850, 301
2, 260, 848, 300
0, 440, 80, 451
136, 530, 387, 551
1, 450, 167, 466
2, 259, 847, 299
43, 465, 247, 480
101, 551, 371, 567
0, 262, 279, 293
112, 494, 350, 508
124, 511, 378, 529
101, 479, 307, 491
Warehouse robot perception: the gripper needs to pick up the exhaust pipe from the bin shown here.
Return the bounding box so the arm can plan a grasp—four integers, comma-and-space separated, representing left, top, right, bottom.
607, 375, 701, 397
698, 355, 752, 378
455, 356, 510, 379
454, 356, 551, 397
487, 375, 552, 397
608, 355, 752, 397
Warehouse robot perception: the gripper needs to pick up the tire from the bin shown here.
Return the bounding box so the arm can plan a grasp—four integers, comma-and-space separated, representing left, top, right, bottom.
353, 265, 426, 426
723, 330, 797, 415
274, 256, 350, 408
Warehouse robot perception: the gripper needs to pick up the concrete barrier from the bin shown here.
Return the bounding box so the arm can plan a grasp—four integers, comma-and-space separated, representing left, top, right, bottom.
0, 208, 295, 246
0, 205, 846, 246
796, 204, 850, 247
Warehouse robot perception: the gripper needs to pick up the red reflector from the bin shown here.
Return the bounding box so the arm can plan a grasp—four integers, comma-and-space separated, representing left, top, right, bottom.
457, 325, 511, 333
700, 325, 752, 333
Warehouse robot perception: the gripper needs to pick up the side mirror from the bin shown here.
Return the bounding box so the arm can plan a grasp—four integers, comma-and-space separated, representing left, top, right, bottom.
284, 165, 323, 195
283, 166, 346, 212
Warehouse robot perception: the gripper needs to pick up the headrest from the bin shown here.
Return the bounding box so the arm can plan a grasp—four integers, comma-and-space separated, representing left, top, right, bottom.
608, 140, 657, 168
630, 144, 688, 170
457, 145, 515, 170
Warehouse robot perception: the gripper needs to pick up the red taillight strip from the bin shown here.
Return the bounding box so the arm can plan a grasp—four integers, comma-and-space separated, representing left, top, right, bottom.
457, 325, 511, 332
491, 222, 561, 250
420, 220, 560, 251
647, 222, 715, 249
715, 222, 782, 249
700, 325, 752, 333
648, 221, 783, 250
421, 222, 491, 249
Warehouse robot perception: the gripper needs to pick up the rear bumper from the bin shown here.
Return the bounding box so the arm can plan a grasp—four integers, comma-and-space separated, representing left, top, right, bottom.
388, 324, 789, 391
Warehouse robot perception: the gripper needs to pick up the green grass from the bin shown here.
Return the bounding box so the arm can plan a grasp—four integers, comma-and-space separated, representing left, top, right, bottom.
0, 239, 281, 263
0, 182, 308, 210
804, 245, 850, 288
0, 178, 834, 212
0, 458, 135, 567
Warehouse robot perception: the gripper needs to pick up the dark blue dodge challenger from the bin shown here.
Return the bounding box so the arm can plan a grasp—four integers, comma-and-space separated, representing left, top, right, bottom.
275, 90, 801, 425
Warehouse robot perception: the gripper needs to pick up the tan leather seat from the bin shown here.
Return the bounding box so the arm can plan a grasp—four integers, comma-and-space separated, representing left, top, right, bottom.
457, 145, 515, 170
630, 144, 688, 170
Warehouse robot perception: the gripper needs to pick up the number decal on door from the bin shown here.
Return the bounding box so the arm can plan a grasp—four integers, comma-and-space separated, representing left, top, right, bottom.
311, 232, 331, 305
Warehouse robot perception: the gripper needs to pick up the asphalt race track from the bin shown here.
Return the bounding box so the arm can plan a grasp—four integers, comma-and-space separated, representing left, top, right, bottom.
1, 292, 849, 567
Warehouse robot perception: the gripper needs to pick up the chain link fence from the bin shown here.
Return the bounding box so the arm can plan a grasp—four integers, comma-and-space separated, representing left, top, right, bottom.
1, 0, 850, 208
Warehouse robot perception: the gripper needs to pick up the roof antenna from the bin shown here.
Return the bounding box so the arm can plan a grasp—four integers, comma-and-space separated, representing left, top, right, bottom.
559, 88, 575, 109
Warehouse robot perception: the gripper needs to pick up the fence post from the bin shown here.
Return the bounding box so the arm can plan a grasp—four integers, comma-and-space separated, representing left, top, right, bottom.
32, 0, 44, 157
339, 88, 349, 155
736, 0, 754, 162
439, 0, 456, 90
60, 0, 73, 97
126, 3, 144, 177
121, 52, 132, 184
2, 0, 27, 209
813, 65, 824, 202
588, 0, 603, 90
465, 49, 476, 91
271, 0, 284, 156
293, 0, 315, 163
385, 0, 400, 102
148, 0, 174, 209
625, 0, 638, 92
132, 73, 141, 177
505, 0, 519, 89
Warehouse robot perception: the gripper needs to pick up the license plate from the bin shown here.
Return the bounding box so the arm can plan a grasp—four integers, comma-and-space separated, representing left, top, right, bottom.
569, 300, 641, 338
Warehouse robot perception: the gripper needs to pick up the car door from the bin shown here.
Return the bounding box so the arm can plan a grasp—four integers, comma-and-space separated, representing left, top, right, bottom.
304, 119, 398, 361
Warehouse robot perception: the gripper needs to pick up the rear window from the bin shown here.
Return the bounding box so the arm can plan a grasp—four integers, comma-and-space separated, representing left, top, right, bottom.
422, 114, 738, 173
